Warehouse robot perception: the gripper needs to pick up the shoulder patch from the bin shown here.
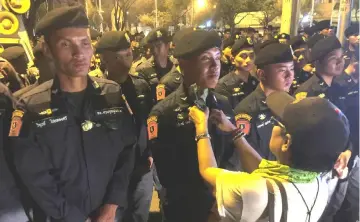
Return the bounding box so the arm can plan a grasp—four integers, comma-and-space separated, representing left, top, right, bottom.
235, 113, 252, 135
156, 84, 166, 101
147, 116, 158, 140
9, 110, 24, 137
295, 92, 307, 101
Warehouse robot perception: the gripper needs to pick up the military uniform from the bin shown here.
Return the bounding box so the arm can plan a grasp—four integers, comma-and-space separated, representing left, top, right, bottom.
147, 85, 234, 222
234, 43, 294, 160
10, 77, 137, 221
215, 71, 258, 109
95, 30, 154, 222
147, 29, 236, 222
0, 83, 29, 222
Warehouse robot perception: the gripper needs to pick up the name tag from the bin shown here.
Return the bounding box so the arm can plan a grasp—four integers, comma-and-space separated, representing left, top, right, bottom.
95, 107, 123, 117
33, 115, 68, 129
257, 120, 272, 129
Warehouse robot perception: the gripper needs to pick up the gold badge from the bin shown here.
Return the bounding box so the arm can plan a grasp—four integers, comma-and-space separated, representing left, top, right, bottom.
247, 37, 253, 45
39, 109, 53, 116
125, 33, 131, 43
82, 120, 94, 132
156, 30, 162, 38
295, 92, 308, 102
318, 93, 325, 98
233, 88, 240, 93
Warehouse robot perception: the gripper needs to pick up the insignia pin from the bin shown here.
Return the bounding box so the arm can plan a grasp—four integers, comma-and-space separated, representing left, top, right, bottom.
82, 120, 94, 131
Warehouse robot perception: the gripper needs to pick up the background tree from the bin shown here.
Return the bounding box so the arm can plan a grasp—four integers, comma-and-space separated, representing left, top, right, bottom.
214, 0, 257, 33
255, 0, 281, 28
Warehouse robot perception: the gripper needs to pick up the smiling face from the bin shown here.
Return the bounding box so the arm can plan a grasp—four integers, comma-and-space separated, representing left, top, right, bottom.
180, 47, 221, 89
44, 27, 93, 77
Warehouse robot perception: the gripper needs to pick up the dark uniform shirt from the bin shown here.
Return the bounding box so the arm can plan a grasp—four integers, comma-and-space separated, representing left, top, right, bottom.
343, 48, 356, 69
220, 56, 233, 78
10, 77, 137, 221
147, 84, 234, 221
215, 71, 258, 109
290, 66, 313, 94
234, 85, 276, 160
0, 84, 28, 220
120, 75, 153, 163
137, 58, 182, 104
294, 73, 348, 111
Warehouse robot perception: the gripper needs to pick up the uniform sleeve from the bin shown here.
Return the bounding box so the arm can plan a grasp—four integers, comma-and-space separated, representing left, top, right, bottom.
11, 124, 87, 221
216, 170, 268, 221
214, 83, 232, 100
103, 141, 136, 207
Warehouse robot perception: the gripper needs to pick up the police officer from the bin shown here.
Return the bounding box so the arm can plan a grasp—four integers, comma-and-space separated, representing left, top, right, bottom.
294, 36, 347, 110
315, 20, 334, 37
275, 33, 290, 44
1, 46, 30, 87
95, 31, 153, 222
288, 36, 313, 93
220, 37, 235, 77
0, 83, 28, 222
344, 23, 359, 69
14, 39, 55, 99
303, 25, 316, 40
234, 43, 295, 160
136, 28, 181, 104
10, 6, 137, 221
147, 29, 234, 222
215, 37, 258, 109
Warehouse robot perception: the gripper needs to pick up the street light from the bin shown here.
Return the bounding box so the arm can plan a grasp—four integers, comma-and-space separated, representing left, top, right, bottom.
197, 0, 206, 9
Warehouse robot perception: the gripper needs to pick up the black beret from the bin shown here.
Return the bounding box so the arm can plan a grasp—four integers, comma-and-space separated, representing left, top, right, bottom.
144, 28, 171, 44
307, 34, 326, 49
254, 39, 278, 54
314, 20, 331, 32
173, 28, 194, 46
223, 38, 235, 49
289, 36, 306, 50
173, 30, 222, 59
311, 36, 341, 62
35, 5, 89, 36
231, 37, 254, 57
90, 28, 101, 40
95, 31, 131, 53
1, 46, 25, 61
255, 43, 293, 67
345, 23, 359, 38
304, 26, 316, 37
224, 28, 231, 34
275, 33, 290, 40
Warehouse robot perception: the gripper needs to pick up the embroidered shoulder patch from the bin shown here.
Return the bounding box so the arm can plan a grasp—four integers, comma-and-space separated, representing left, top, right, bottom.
147, 116, 158, 140
156, 84, 166, 101
9, 110, 24, 137
235, 113, 252, 135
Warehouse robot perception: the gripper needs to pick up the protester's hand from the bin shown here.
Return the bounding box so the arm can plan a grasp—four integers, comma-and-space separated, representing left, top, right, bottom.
209, 109, 237, 133
189, 106, 209, 134
148, 156, 154, 169
334, 150, 351, 179
85, 218, 91, 222
94, 204, 117, 222
345, 61, 359, 75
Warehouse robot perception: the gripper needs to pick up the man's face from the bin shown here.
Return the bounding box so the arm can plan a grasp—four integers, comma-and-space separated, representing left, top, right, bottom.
319, 48, 345, 76
101, 48, 133, 73
348, 34, 359, 47
261, 61, 295, 92
181, 47, 221, 89
320, 28, 334, 37
233, 48, 255, 72
224, 32, 231, 40
150, 40, 169, 62
44, 27, 93, 77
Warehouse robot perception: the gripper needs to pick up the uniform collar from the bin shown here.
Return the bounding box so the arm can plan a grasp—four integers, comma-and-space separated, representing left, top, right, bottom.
51, 76, 102, 96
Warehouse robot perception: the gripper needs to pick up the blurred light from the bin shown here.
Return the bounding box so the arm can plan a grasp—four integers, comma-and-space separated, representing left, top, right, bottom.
302, 14, 310, 23
213, 4, 216, 9
197, 0, 206, 9
126, 11, 129, 14
206, 20, 211, 27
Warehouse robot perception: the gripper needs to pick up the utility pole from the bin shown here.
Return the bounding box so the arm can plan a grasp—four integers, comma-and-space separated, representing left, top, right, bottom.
280, 0, 300, 36
337, 0, 352, 45
155, 0, 159, 28
192, 0, 194, 26
310, 0, 315, 26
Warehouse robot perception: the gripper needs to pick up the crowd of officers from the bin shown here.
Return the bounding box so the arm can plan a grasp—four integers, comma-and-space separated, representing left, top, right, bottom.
0, 4, 358, 222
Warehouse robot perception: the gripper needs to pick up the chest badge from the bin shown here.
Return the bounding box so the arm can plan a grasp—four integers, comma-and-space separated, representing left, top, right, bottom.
318, 93, 325, 98
82, 120, 94, 132
258, 114, 266, 120
233, 88, 241, 93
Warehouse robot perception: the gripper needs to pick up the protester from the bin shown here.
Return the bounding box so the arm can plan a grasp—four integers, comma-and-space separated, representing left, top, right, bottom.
188, 91, 350, 222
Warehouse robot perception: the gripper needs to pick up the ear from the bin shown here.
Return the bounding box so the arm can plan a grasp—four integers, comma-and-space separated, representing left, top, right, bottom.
281, 134, 292, 152
42, 42, 53, 60
257, 68, 266, 81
